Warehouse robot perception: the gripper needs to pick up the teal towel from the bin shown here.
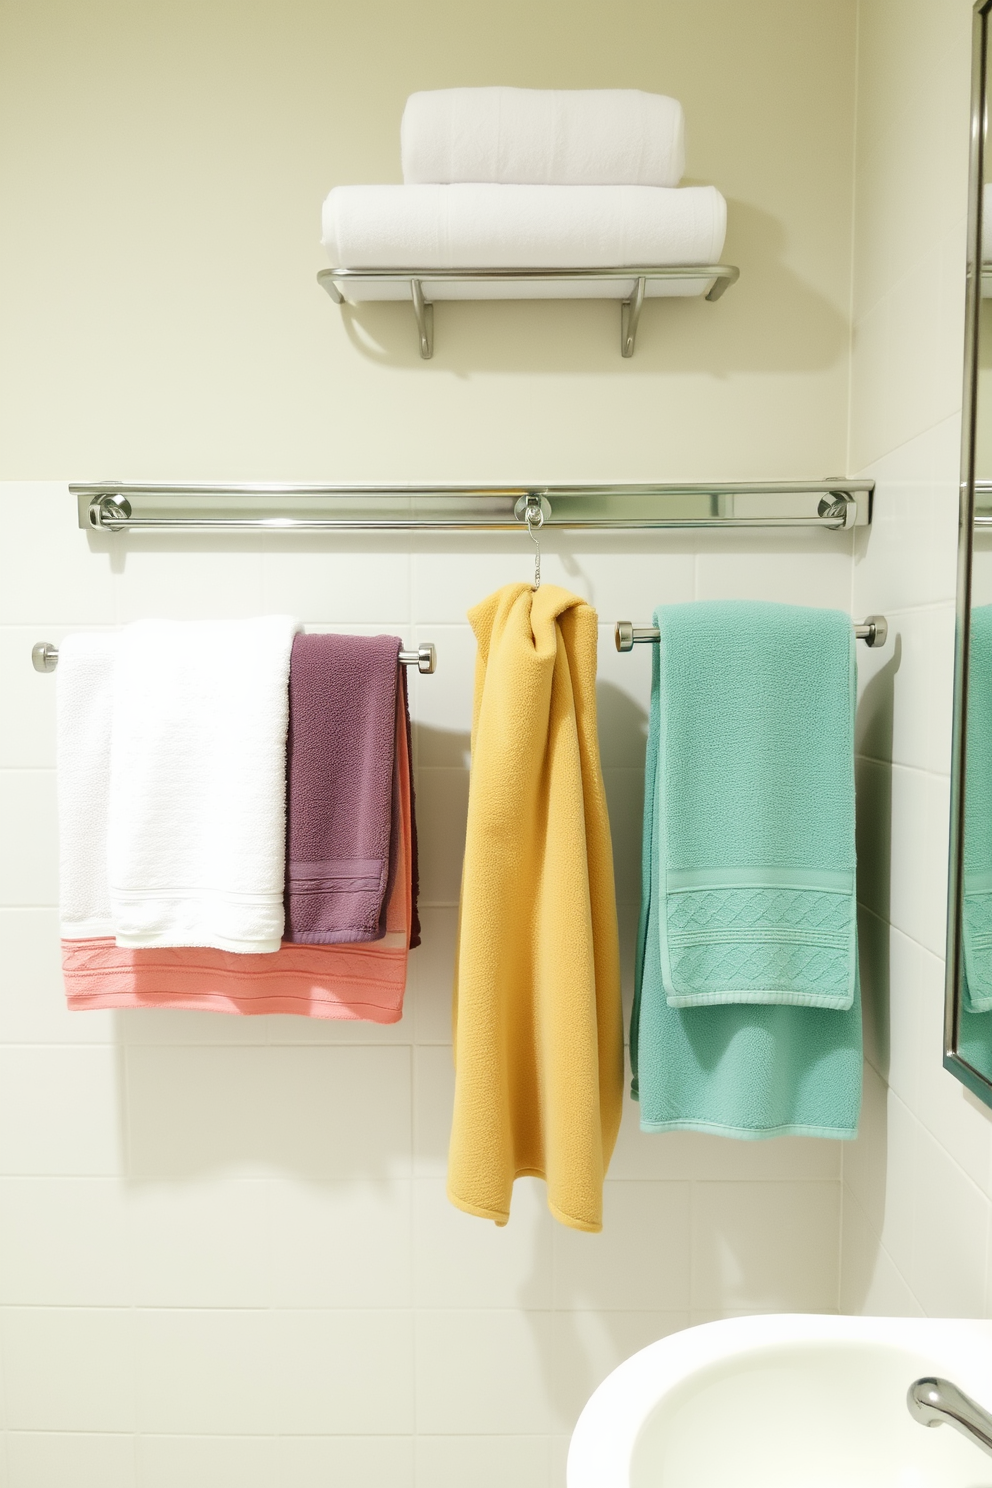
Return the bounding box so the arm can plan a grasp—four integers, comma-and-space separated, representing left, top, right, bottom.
631, 600, 862, 1139
653, 601, 857, 1009
963, 605, 992, 1014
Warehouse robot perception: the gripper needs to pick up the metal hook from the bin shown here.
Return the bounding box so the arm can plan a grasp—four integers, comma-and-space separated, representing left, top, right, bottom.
526, 503, 544, 588
513, 493, 551, 589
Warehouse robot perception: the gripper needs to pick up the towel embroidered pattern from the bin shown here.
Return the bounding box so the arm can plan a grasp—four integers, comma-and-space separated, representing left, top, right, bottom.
666, 886, 854, 1006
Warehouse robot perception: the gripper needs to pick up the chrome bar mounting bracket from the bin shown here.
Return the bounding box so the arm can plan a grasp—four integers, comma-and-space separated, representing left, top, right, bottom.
411, 279, 434, 359
621, 276, 646, 357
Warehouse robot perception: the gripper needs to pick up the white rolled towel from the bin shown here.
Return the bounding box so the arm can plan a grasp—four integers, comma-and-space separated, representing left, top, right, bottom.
401, 88, 685, 188
57, 632, 117, 940
322, 184, 726, 292
107, 615, 300, 954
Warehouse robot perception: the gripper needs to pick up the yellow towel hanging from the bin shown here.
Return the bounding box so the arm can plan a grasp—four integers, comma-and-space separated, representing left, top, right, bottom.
448, 583, 623, 1232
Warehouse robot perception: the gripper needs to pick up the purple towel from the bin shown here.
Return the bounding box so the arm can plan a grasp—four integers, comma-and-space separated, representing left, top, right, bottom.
285, 633, 401, 944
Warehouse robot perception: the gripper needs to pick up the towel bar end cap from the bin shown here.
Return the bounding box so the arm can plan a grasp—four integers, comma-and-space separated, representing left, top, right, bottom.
32, 642, 58, 673
863, 614, 888, 648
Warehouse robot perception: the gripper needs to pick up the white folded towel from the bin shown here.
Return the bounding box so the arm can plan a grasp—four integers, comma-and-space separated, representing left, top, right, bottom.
107, 616, 300, 954
401, 88, 685, 188
57, 632, 117, 940
321, 184, 726, 295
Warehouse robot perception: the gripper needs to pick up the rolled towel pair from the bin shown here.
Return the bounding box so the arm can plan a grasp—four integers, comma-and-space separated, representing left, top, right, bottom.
322, 86, 727, 291
400, 87, 685, 188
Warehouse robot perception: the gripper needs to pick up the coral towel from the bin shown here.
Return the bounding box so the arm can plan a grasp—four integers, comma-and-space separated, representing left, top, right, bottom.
448, 584, 623, 1232
107, 616, 299, 954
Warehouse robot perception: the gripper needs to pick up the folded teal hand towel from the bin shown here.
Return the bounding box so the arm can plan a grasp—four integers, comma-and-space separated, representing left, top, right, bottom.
631, 600, 862, 1140
653, 600, 857, 1010
963, 604, 992, 1014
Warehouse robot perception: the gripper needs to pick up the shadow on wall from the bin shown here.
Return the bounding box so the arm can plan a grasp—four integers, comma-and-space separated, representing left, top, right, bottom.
845, 631, 901, 1309
335, 202, 849, 376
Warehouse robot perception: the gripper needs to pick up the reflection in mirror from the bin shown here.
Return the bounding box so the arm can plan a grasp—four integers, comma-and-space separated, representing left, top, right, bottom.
947, 1, 992, 1102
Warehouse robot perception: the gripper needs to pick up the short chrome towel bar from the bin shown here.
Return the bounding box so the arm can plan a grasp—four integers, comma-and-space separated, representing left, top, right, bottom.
615, 615, 889, 650
31, 640, 437, 675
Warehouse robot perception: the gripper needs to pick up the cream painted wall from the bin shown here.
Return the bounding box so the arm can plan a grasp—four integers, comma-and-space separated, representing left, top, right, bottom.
0, 0, 856, 482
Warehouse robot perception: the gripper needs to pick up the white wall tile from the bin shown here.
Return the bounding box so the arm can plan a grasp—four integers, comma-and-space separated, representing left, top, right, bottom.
410, 624, 474, 770
414, 1176, 553, 1309
415, 1434, 550, 1488
276, 1435, 414, 1488
136, 1435, 276, 1488
842, 1061, 890, 1238
0, 627, 67, 769
139, 1310, 416, 1439
267, 1177, 413, 1310
0, 1046, 123, 1176
0, 487, 116, 626
134, 1311, 277, 1435
909, 1130, 990, 1318
270, 1310, 415, 1434
552, 1181, 690, 1312
691, 1182, 840, 1313
113, 545, 264, 622
409, 907, 457, 1045
415, 1310, 554, 1435
414, 767, 469, 907
260, 543, 411, 624
839, 1187, 923, 1317
127, 1179, 275, 1309
0, 772, 57, 907
413, 1045, 455, 1180
594, 638, 651, 772
2, 1307, 135, 1431
6, 1431, 136, 1488
602, 769, 644, 909
0, 909, 115, 1045
0, 1178, 133, 1306
694, 535, 855, 610
124, 1044, 411, 1182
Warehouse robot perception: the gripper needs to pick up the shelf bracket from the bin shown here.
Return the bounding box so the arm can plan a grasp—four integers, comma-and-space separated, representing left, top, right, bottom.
621, 276, 646, 357
411, 279, 434, 359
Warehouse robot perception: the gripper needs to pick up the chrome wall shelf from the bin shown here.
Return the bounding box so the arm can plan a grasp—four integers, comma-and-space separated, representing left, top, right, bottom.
73, 481, 873, 534
317, 264, 740, 358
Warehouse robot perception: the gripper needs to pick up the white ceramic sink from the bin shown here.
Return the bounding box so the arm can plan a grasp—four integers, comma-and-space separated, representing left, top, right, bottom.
567, 1314, 992, 1487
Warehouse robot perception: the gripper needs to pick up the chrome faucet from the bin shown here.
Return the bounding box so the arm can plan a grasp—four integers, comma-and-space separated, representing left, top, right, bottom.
908, 1377, 992, 1459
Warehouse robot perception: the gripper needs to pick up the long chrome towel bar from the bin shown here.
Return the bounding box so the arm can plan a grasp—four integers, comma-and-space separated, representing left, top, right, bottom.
71, 481, 874, 533
31, 641, 437, 675
615, 615, 889, 651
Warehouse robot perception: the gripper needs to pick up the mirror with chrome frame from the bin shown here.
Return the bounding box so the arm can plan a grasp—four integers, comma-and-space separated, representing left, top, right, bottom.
946, 0, 992, 1103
